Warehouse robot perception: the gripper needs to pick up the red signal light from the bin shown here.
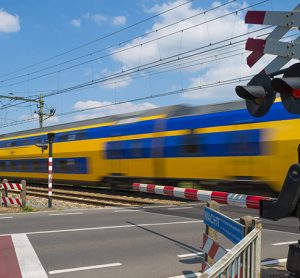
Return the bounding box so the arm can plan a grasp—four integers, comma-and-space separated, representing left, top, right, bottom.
290, 88, 300, 99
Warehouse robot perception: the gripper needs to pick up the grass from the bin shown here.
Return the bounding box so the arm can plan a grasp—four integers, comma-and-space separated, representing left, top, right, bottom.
22, 205, 35, 212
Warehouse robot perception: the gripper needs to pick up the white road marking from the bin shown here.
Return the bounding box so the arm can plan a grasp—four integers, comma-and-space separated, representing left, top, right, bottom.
177, 252, 203, 258
0, 216, 13, 219
19, 220, 203, 236
168, 207, 193, 210
11, 233, 48, 278
49, 263, 122, 275
142, 205, 176, 209
114, 209, 140, 212
261, 258, 287, 266
272, 241, 298, 246
168, 272, 201, 278
48, 212, 83, 216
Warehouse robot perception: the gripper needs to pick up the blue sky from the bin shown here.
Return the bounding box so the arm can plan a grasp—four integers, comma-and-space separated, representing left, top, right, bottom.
0, 0, 299, 132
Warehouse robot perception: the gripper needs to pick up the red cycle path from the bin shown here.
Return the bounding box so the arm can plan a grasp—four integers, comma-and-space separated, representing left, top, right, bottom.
0, 235, 22, 278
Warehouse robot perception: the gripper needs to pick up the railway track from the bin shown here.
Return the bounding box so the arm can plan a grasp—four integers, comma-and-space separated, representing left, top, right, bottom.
26, 186, 184, 207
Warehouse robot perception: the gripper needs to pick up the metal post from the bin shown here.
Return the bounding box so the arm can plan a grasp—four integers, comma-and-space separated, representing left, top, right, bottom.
2, 179, 8, 207
20, 180, 26, 209
47, 133, 55, 208
205, 201, 220, 266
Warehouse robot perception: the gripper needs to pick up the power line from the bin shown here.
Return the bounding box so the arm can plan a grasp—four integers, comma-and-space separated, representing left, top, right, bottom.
0, 0, 238, 84
0, 26, 271, 112
0, 0, 195, 79
0, 74, 252, 128
0, 0, 267, 87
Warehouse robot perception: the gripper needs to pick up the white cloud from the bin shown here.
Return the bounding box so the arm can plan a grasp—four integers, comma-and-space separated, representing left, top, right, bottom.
112, 16, 127, 26
73, 100, 157, 121
0, 9, 20, 33
110, 0, 267, 103
113, 1, 249, 67
70, 19, 81, 27
83, 13, 107, 25
18, 113, 59, 126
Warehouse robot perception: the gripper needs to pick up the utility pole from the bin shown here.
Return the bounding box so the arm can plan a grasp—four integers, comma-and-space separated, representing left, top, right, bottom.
0, 93, 55, 128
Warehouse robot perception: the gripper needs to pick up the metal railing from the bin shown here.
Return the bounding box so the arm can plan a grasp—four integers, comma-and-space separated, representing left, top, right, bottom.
200, 222, 262, 278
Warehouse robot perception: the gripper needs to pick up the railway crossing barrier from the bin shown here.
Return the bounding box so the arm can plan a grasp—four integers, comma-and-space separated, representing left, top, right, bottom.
132, 183, 272, 209
200, 201, 262, 277
131, 183, 276, 277
0, 179, 26, 208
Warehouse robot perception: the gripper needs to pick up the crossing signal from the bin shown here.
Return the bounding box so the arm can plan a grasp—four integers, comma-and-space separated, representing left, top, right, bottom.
272, 63, 300, 114
235, 72, 275, 117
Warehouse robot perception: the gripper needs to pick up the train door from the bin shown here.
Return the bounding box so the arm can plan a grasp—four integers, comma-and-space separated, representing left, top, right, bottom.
151, 119, 166, 180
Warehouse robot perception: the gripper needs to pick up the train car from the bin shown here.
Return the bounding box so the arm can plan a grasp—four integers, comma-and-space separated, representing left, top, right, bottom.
0, 100, 299, 192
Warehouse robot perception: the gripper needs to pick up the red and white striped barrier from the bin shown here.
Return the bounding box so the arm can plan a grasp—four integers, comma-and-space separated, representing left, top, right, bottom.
0, 180, 26, 208
202, 233, 227, 262
1, 197, 22, 206
1, 182, 23, 191
201, 261, 210, 273
132, 183, 273, 209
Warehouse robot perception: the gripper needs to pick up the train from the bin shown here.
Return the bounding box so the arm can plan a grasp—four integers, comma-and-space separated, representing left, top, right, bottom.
0, 99, 299, 193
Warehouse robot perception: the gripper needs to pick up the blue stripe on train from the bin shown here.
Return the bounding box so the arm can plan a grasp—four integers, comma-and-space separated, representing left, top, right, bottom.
105, 129, 261, 159
0, 101, 296, 148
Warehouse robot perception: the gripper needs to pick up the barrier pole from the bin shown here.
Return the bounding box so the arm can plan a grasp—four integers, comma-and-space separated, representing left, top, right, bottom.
20, 180, 26, 209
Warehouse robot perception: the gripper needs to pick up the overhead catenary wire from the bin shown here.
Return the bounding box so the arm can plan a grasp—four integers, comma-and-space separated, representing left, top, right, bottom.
0, 27, 271, 111
0, 0, 196, 79
0, 0, 266, 86
0, 74, 252, 128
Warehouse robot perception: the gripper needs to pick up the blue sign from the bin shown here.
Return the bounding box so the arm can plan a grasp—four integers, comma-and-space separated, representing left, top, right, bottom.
204, 207, 245, 244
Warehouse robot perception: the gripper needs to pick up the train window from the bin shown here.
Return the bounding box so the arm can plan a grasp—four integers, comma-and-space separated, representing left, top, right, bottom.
59, 159, 68, 172
131, 141, 144, 158
59, 134, 68, 142
10, 160, 16, 171
20, 160, 28, 172
22, 138, 30, 146
76, 132, 87, 140
109, 142, 123, 159
181, 130, 199, 155
0, 161, 5, 171
67, 134, 76, 141
6, 141, 17, 147
32, 160, 41, 172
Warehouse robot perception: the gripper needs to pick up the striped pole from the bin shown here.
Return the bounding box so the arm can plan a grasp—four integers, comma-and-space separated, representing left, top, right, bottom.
48, 156, 53, 208
47, 133, 55, 208
132, 183, 273, 210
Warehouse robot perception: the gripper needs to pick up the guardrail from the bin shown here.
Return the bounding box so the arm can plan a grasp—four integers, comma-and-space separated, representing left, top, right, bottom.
201, 220, 262, 277
0, 179, 26, 208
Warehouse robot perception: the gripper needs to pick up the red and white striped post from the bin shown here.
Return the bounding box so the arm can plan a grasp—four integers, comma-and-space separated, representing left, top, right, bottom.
47, 133, 55, 208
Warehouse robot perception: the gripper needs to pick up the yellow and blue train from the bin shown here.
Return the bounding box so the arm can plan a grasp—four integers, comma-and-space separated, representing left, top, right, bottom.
0, 100, 299, 192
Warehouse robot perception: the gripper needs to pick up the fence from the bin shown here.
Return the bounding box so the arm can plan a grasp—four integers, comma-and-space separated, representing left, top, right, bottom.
201, 221, 262, 277
0, 179, 26, 208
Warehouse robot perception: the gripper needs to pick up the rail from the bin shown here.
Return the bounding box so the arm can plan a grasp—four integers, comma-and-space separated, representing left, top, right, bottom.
201, 222, 262, 278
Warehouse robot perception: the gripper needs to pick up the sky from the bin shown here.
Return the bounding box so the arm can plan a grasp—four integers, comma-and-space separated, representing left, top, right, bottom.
0, 0, 299, 133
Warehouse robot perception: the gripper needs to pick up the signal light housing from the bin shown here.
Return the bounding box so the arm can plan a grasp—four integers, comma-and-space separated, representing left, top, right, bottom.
271, 63, 300, 114
235, 72, 275, 117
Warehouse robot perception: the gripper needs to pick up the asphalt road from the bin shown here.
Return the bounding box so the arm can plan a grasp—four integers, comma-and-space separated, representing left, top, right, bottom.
0, 203, 299, 278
